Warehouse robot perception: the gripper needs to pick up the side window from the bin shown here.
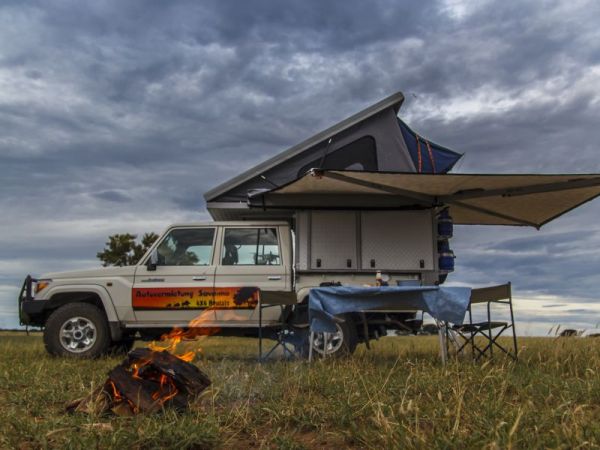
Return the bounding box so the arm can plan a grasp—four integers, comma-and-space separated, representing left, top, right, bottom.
222, 228, 280, 266
156, 228, 215, 266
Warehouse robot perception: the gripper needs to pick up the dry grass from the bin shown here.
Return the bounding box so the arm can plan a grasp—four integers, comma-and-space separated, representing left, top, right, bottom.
1, 332, 600, 449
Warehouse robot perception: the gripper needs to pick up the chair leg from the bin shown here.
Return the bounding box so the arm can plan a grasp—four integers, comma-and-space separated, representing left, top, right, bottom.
450, 329, 489, 361
475, 326, 518, 361
512, 325, 519, 361
489, 327, 517, 360
472, 330, 493, 361
450, 329, 473, 355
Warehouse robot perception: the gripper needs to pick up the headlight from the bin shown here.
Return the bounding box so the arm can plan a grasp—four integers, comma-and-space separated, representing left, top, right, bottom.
35, 279, 52, 294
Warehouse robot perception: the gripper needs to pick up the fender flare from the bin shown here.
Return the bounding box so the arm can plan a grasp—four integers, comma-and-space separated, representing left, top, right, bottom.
295, 287, 314, 304
44, 284, 119, 323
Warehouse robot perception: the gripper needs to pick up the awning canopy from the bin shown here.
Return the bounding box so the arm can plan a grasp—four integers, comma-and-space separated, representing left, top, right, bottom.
249, 170, 600, 228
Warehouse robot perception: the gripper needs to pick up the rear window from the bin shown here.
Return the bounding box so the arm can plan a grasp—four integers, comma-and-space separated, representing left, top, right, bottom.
221, 228, 280, 265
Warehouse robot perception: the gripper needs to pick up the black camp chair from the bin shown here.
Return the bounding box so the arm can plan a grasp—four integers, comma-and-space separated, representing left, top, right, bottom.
450, 283, 518, 361
258, 291, 300, 361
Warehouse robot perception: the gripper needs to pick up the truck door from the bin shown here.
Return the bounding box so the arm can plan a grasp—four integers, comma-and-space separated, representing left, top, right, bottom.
213, 226, 287, 325
132, 227, 218, 326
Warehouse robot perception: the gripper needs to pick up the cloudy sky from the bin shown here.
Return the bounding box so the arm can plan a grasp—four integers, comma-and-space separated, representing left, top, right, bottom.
2, 0, 600, 334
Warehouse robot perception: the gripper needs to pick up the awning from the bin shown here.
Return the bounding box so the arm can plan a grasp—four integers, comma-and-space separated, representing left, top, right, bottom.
249, 170, 600, 228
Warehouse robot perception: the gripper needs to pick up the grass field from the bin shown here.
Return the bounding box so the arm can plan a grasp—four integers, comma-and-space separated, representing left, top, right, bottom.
1, 332, 600, 449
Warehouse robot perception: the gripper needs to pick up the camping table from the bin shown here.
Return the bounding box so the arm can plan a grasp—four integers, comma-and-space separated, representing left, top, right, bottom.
308, 285, 472, 363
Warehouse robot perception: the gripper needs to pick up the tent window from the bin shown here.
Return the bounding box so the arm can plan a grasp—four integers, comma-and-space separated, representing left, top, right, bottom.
297, 136, 377, 178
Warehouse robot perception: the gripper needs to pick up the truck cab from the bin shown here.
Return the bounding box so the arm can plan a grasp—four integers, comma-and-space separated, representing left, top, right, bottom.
20, 221, 295, 358
131, 221, 293, 329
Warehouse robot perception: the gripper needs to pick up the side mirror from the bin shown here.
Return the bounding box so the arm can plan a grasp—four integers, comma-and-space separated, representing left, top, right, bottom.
147, 249, 158, 271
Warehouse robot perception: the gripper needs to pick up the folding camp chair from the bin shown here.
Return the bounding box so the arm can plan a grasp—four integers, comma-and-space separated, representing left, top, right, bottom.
258, 291, 300, 361
450, 283, 518, 361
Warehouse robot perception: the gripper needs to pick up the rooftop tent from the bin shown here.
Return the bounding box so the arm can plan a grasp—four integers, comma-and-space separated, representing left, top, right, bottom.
398, 119, 462, 174
249, 170, 600, 228
205, 92, 462, 219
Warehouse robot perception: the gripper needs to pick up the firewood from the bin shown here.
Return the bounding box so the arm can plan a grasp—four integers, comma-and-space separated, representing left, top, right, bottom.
127, 349, 212, 396
67, 348, 212, 415
108, 365, 162, 413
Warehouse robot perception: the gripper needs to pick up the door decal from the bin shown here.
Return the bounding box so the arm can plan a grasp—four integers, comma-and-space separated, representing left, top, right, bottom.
132, 286, 260, 310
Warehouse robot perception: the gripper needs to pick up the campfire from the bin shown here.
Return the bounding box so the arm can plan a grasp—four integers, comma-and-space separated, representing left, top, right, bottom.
68, 315, 216, 415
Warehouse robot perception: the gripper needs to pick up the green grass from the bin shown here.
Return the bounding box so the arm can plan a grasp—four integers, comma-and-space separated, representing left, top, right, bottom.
1, 333, 600, 449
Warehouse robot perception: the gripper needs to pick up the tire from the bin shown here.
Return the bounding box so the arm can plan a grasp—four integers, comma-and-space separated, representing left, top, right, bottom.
43, 303, 111, 358
308, 315, 358, 358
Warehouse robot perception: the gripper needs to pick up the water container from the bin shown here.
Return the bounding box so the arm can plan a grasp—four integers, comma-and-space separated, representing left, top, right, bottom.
438, 251, 455, 273
437, 209, 453, 239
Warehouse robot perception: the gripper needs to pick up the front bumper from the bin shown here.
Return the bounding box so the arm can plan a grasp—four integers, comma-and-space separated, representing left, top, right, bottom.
18, 275, 48, 326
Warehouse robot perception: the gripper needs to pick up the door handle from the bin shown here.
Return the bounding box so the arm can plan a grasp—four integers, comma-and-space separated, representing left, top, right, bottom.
268, 276, 282, 280
141, 278, 164, 282
192, 276, 207, 281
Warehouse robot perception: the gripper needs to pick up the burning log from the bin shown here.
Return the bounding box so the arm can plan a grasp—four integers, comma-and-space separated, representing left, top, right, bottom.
67, 349, 211, 415
69, 309, 217, 415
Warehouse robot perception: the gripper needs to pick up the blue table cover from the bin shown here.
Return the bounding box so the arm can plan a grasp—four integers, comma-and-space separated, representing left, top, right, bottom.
309, 285, 472, 333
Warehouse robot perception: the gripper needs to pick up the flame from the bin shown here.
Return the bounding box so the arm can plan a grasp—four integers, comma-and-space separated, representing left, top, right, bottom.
177, 351, 196, 363
131, 358, 151, 379
148, 373, 179, 404
147, 308, 220, 363
108, 380, 122, 401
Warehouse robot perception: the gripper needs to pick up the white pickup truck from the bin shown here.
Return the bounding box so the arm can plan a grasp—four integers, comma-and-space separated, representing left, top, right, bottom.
19, 216, 433, 358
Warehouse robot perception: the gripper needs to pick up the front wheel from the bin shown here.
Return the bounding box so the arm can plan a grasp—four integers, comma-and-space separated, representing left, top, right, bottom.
43, 303, 111, 358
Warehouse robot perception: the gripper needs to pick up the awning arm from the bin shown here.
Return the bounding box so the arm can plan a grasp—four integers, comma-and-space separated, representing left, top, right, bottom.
441, 177, 600, 202
313, 170, 437, 206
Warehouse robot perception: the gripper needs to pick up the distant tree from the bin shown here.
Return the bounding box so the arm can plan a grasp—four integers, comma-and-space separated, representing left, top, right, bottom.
97, 232, 159, 267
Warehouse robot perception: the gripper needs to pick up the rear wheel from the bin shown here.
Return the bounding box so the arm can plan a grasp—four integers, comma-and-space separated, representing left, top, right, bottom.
43, 303, 110, 358
309, 316, 358, 358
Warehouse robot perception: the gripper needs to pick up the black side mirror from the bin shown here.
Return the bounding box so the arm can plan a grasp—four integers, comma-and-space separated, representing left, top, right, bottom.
147, 249, 158, 271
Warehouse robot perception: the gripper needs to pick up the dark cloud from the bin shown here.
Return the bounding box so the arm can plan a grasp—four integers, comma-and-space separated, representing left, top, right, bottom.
93, 190, 131, 203
1, 0, 600, 331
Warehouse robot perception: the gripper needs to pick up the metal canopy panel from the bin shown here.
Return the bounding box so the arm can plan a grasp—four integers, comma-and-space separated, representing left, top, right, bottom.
253, 170, 600, 228
361, 211, 434, 270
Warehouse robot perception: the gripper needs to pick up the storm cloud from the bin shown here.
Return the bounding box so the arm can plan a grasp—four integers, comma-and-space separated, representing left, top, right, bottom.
2, 0, 600, 332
